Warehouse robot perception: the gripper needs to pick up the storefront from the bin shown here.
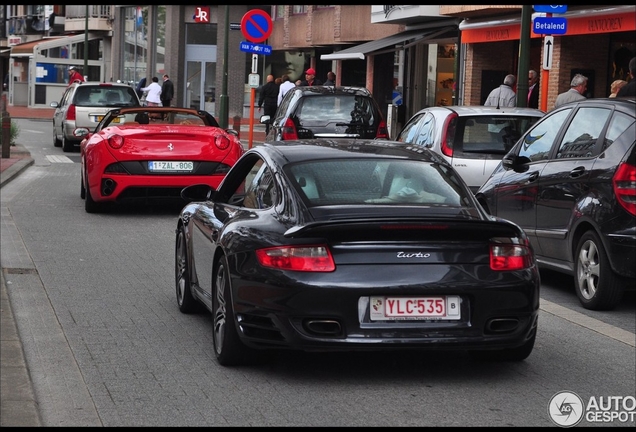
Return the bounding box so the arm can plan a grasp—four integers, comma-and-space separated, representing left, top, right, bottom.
458, 5, 635, 109
8, 33, 110, 108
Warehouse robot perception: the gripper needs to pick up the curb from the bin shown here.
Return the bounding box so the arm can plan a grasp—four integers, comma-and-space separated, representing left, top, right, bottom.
0, 157, 34, 190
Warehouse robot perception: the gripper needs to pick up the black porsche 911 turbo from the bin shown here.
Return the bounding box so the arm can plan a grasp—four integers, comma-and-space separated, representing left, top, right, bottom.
174, 139, 540, 366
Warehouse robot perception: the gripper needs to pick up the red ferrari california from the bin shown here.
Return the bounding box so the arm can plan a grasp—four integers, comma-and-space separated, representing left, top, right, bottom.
79, 107, 244, 213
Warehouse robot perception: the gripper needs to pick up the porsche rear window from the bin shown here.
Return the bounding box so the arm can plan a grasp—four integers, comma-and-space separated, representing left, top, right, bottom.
287, 159, 469, 207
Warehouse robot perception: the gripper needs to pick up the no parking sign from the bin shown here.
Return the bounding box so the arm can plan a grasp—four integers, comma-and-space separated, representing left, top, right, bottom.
241, 10, 273, 43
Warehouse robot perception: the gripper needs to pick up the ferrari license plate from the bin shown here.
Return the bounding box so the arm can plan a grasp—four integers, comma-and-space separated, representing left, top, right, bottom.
369, 296, 461, 321
148, 161, 194, 172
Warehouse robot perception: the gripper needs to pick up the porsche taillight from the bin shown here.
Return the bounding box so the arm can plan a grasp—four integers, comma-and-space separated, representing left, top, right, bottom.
614, 162, 636, 216
107, 134, 124, 149
66, 104, 77, 121
256, 245, 335, 272
281, 118, 298, 140
215, 134, 231, 150
440, 113, 457, 158
376, 119, 389, 139
489, 238, 534, 271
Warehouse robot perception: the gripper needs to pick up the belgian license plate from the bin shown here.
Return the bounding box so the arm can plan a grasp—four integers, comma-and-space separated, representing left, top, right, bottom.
369, 296, 461, 321
96, 116, 121, 123
148, 161, 194, 172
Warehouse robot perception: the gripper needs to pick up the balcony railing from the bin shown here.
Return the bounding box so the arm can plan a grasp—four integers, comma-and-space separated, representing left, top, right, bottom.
64, 6, 114, 32
64, 6, 113, 20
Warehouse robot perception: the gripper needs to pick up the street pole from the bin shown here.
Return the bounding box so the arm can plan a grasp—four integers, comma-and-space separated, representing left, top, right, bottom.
516, 5, 532, 108
219, 6, 230, 129
84, 5, 89, 79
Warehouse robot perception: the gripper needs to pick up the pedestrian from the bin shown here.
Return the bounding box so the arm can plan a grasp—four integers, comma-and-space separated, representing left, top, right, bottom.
554, 73, 588, 109
527, 69, 540, 108
616, 57, 636, 97
161, 74, 174, 107
275, 77, 282, 86
484, 74, 517, 108
136, 77, 147, 99
258, 74, 280, 134
277, 74, 295, 105
68, 66, 85, 86
324, 71, 336, 86
141, 76, 162, 107
609, 79, 627, 97
295, 80, 302, 86
299, 68, 322, 86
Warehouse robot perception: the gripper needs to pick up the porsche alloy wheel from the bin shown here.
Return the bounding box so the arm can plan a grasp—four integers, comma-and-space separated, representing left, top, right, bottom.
175, 226, 198, 313
575, 231, 624, 311
212, 256, 253, 366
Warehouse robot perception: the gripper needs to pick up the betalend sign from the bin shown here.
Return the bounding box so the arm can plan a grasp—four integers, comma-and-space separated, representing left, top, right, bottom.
533, 17, 567, 35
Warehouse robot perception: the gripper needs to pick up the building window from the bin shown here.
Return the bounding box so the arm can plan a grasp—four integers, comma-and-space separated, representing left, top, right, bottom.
292, 6, 308, 15
273, 6, 285, 20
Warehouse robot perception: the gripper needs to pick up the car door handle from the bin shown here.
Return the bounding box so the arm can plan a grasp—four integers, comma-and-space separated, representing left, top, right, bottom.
211, 230, 219, 242
569, 166, 586, 178
527, 172, 539, 183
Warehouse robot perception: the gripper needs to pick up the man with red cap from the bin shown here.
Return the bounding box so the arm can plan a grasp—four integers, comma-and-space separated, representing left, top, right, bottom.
299, 68, 322, 86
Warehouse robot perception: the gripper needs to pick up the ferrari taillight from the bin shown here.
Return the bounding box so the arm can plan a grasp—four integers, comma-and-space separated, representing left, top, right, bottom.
256, 245, 335, 272
107, 134, 124, 149
489, 238, 533, 271
215, 134, 231, 150
376, 119, 389, 139
66, 104, 76, 121
281, 118, 298, 140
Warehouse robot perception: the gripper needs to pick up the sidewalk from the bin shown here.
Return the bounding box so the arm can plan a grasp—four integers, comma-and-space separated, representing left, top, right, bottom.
0, 104, 265, 426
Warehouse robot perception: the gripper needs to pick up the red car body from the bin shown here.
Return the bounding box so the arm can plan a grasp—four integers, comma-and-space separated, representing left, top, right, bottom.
80, 107, 244, 212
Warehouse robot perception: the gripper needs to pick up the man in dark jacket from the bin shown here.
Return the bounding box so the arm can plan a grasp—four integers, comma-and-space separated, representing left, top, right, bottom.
617, 57, 636, 97
161, 74, 174, 107
258, 74, 280, 134
299, 68, 322, 86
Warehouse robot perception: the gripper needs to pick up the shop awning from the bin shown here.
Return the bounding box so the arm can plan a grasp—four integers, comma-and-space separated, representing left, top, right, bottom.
10, 34, 85, 57
321, 24, 457, 61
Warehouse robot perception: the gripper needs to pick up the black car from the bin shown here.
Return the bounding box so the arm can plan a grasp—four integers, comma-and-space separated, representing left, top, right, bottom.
261, 86, 389, 141
476, 98, 636, 311
175, 139, 540, 366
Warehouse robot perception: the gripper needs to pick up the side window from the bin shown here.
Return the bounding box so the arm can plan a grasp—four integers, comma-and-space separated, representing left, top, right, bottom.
519, 109, 571, 162
396, 112, 425, 143
413, 112, 435, 146
556, 107, 611, 159
242, 160, 277, 210
602, 112, 635, 153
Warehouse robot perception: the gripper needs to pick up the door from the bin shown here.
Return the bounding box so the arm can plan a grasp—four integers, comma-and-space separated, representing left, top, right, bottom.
185, 43, 217, 114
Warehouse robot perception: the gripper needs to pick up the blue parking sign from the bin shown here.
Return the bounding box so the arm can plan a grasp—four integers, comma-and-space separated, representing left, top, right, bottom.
533, 5, 568, 14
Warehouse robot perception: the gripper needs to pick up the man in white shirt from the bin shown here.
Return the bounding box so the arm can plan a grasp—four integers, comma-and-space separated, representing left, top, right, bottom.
277, 74, 295, 106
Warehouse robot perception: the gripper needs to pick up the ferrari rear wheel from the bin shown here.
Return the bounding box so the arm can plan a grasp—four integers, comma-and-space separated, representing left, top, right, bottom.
84, 172, 102, 213
80, 171, 86, 199
212, 256, 254, 366
175, 226, 198, 313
